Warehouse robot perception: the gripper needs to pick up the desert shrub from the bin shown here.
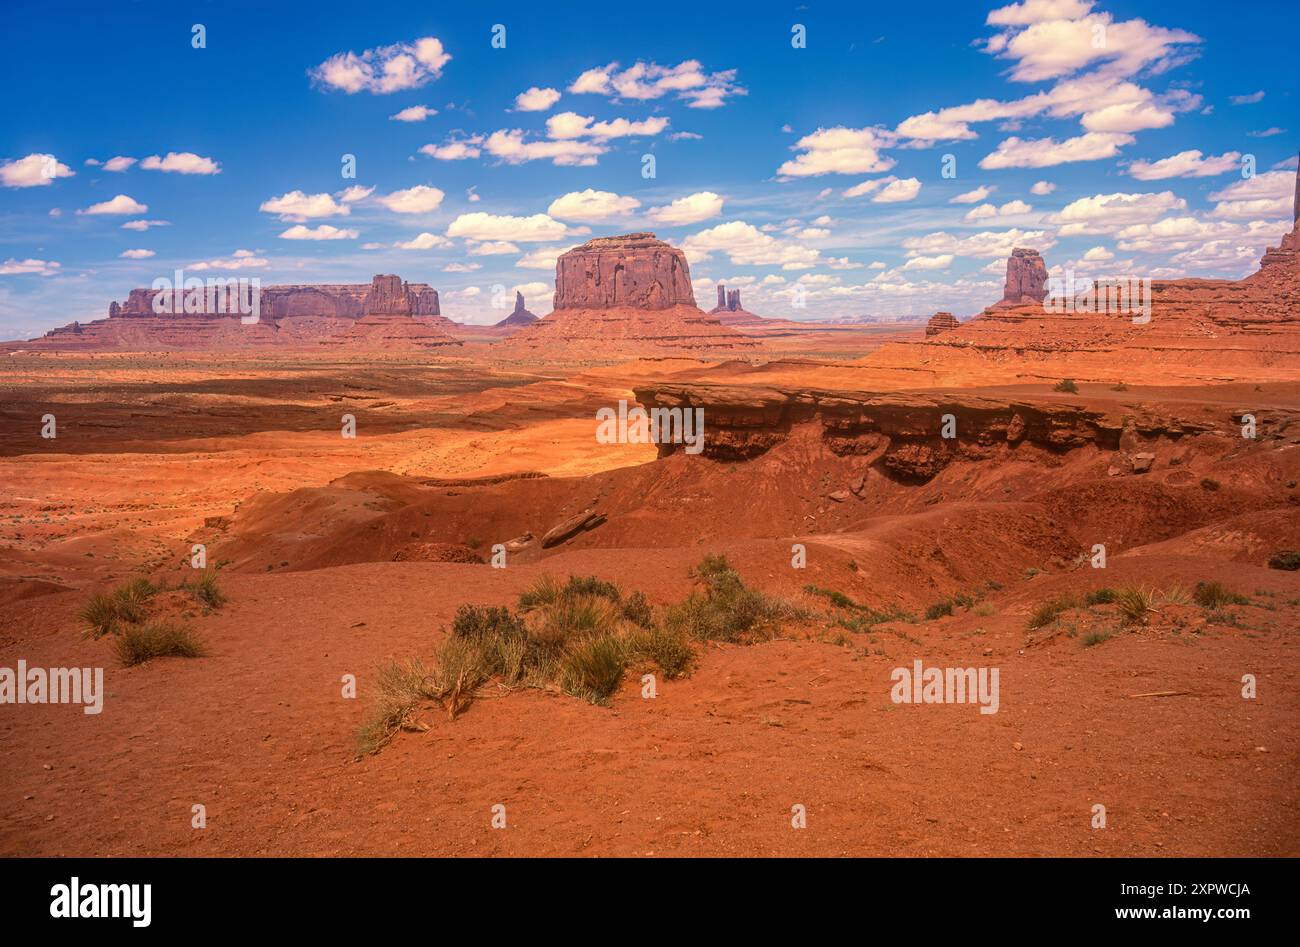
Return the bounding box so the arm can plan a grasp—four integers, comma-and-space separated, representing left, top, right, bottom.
1114, 587, 1154, 625
924, 600, 954, 621
621, 590, 654, 628
355, 658, 434, 756
666, 556, 799, 643
804, 584, 862, 611
1192, 581, 1249, 608
1200, 478, 1220, 491
1159, 585, 1192, 607
1053, 378, 1079, 393
186, 572, 226, 611
113, 620, 205, 667
80, 578, 158, 638
1084, 588, 1118, 605
974, 603, 996, 617
1028, 594, 1079, 629
562, 575, 622, 602
517, 574, 562, 611
1267, 550, 1300, 571
451, 604, 526, 642
560, 634, 628, 704
1082, 629, 1113, 647
430, 637, 492, 719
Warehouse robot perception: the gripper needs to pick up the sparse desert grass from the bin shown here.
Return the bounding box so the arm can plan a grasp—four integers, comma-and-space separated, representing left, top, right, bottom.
973, 602, 996, 617
624, 623, 693, 679
113, 620, 205, 667
1115, 586, 1155, 625
1053, 378, 1079, 393
924, 600, 954, 621
1192, 581, 1249, 608
1084, 587, 1118, 605
355, 658, 435, 756
185, 572, 226, 611
666, 555, 804, 643
1082, 629, 1114, 647
80, 578, 157, 638
560, 634, 627, 704
1027, 593, 1079, 629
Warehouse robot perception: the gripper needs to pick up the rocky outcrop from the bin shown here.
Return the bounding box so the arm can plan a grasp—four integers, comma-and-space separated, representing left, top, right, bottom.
541, 509, 606, 548
495, 291, 540, 328
925, 312, 959, 337
320, 276, 462, 349
710, 285, 744, 313
997, 248, 1048, 307
553, 233, 695, 310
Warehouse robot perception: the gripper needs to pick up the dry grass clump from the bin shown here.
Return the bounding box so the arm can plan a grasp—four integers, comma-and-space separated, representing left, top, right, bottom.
1027, 593, 1079, 629
665, 554, 805, 643
354, 659, 436, 756
1192, 581, 1249, 609
184, 572, 226, 611
113, 620, 206, 667
81, 578, 157, 638
1114, 586, 1155, 625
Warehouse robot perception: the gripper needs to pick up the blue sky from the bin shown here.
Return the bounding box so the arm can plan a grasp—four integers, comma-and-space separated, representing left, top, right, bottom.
1, 0, 1296, 336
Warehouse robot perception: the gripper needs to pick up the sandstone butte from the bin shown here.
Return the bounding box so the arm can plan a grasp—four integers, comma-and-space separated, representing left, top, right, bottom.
14, 274, 457, 352
494, 291, 540, 329
498, 233, 759, 357
709, 284, 767, 327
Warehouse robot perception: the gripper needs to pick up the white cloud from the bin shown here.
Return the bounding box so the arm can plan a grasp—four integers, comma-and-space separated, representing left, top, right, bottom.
390, 105, 438, 122
1048, 190, 1187, 234
964, 199, 1032, 221
190, 249, 268, 271
981, 132, 1134, 169
419, 136, 484, 160
1030, 180, 1056, 195
469, 240, 520, 255
873, 177, 922, 203
1081, 245, 1114, 261
260, 190, 348, 221
140, 152, 221, 174
338, 185, 374, 203
119, 248, 155, 259
446, 212, 570, 243
395, 232, 452, 249
121, 219, 168, 231
986, 0, 1096, 27
279, 224, 358, 240
547, 188, 641, 222
514, 87, 561, 111
545, 112, 668, 140
310, 36, 451, 94
78, 194, 147, 215
647, 191, 724, 225
1229, 91, 1265, 105
1127, 149, 1241, 180
483, 130, 605, 166
903, 254, 954, 270
683, 221, 820, 270
951, 185, 995, 204
375, 185, 445, 214
443, 262, 481, 272
0, 257, 60, 276
778, 126, 897, 178
568, 60, 745, 109
0, 153, 74, 188
984, 11, 1200, 83
904, 227, 1056, 259
103, 156, 136, 172
515, 244, 579, 270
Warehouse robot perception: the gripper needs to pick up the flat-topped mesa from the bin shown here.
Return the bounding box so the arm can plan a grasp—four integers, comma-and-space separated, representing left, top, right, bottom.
997, 248, 1048, 307
495, 291, 540, 328
925, 312, 960, 337
553, 232, 695, 310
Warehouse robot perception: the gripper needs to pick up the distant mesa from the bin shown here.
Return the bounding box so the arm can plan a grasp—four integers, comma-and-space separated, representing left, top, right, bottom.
710, 283, 767, 327
494, 291, 540, 329
502, 232, 758, 357
20, 273, 456, 351
553, 232, 696, 310
996, 248, 1048, 307
925, 311, 960, 337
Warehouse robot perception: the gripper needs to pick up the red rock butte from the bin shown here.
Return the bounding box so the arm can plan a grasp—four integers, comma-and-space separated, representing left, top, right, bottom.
501, 233, 759, 358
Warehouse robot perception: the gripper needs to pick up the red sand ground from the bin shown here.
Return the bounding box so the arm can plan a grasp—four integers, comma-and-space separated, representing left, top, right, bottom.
1, 338, 1297, 857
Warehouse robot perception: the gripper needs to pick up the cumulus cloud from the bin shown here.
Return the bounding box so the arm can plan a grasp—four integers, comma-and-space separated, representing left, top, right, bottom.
78, 194, 147, 215
568, 60, 745, 109
310, 37, 451, 94
121, 219, 168, 231
545, 112, 668, 140
190, 249, 267, 271
963, 199, 1032, 221
547, 189, 640, 222
647, 191, 724, 225
1081, 245, 1114, 261
395, 232, 452, 249
514, 87, 561, 111
0, 153, 74, 188
1208, 170, 1294, 219
843, 176, 920, 202
1047, 190, 1187, 234
140, 152, 221, 174
446, 212, 570, 243
419, 136, 484, 161
102, 156, 137, 172
469, 240, 520, 255
951, 185, 996, 204
279, 224, 358, 240
1228, 91, 1265, 105
443, 262, 481, 272
483, 130, 605, 167
375, 185, 445, 214
904, 227, 1056, 259
119, 248, 155, 259
1030, 180, 1056, 195
0, 257, 60, 276
390, 105, 438, 122
259, 190, 349, 221
980, 132, 1134, 168
515, 244, 579, 270
1127, 149, 1241, 180
778, 126, 897, 178
903, 254, 954, 270
683, 221, 821, 270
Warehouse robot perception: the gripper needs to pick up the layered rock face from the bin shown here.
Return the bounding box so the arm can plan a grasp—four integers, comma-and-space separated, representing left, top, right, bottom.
997, 248, 1048, 307
925, 312, 959, 337
17, 274, 450, 351
320, 275, 461, 349
494, 292, 540, 328
501, 233, 757, 359
553, 233, 695, 310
